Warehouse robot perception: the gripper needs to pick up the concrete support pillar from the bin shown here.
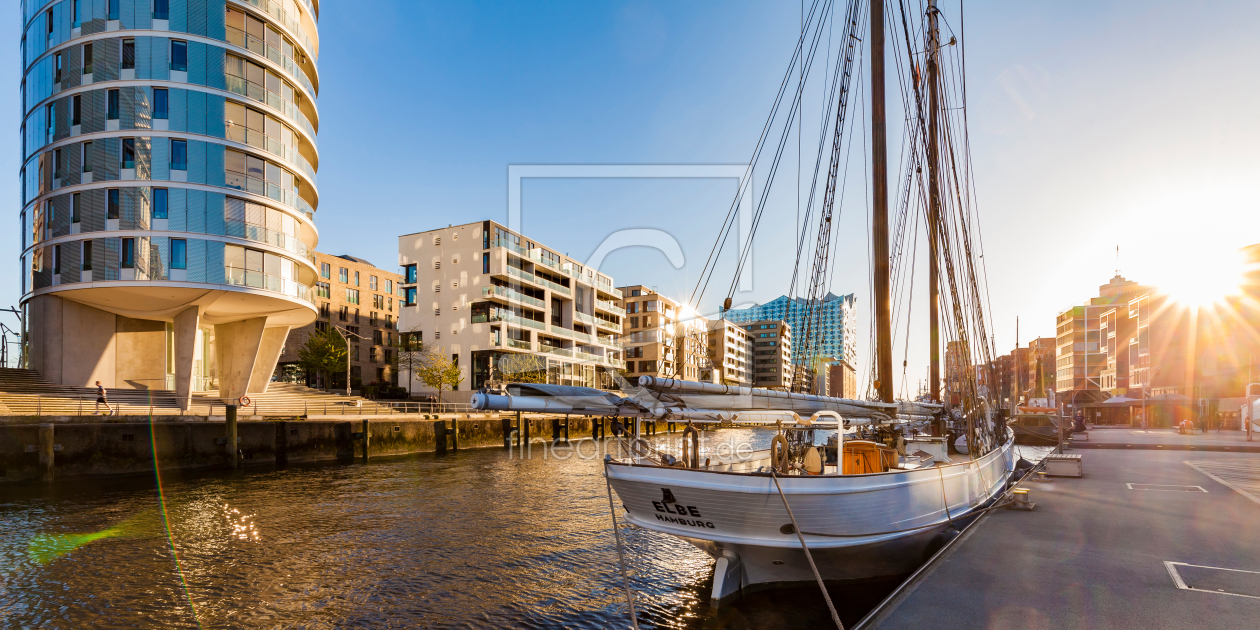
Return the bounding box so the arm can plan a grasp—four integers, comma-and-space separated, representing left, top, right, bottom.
247, 326, 291, 394
173, 306, 200, 410
214, 317, 267, 403
39, 423, 55, 482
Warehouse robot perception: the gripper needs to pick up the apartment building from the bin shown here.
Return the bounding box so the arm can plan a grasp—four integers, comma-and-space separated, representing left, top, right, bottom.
277, 253, 402, 390
742, 320, 793, 390
827, 360, 858, 399
22, 0, 322, 406
723, 292, 857, 367
708, 318, 753, 387
397, 221, 625, 400
617, 286, 710, 382
1055, 274, 1151, 405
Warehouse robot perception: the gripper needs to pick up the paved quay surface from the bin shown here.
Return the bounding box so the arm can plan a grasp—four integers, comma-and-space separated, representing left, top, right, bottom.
1072, 426, 1260, 452
868, 449, 1260, 629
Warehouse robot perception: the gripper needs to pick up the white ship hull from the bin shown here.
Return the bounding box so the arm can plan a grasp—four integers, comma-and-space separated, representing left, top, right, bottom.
606, 434, 1014, 605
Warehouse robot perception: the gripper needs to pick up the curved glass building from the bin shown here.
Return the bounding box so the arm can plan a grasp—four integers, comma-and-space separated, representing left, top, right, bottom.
19, 0, 320, 406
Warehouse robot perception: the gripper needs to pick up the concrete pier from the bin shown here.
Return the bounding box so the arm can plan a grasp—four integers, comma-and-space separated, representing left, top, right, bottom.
863, 446, 1260, 628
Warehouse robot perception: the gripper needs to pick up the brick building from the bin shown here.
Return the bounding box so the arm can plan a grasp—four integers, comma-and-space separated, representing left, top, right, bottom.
277, 253, 403, 391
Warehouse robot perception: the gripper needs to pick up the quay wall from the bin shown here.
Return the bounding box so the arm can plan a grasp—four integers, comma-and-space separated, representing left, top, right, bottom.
0, 415, 680, 484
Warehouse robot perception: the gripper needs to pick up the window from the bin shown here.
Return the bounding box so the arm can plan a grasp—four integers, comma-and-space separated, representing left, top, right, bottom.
108, 0, 119, 20
122, 39, 135, 70
82, 43, 93, 74
71, 193, 80, 223
107, 189, 119, 219
339, 306, 348, 321
346, 288, 360, 304
82, 142, 92, 172
153, 0, 169, 20
121, 238, 135, 268
46, 9, 53, 34
369, 275, 378, 290
54, 149, 63, 179
320, 262, 330, 278
54, 53, 63, 83
46, 104, 54, 138
482, 252, 490, 274
170, 41, 188, 72
354, 271, 360, 286
370, 347, 378, 363
72, 95, 81, 125
339, 267, 348, 283
152, 188, 168, 219
170, 139, 187, 170
388, 297, 393, 312
403, 287, 416, 306
82, 241, 92, 270
73, 0, 81, 26
153, 89, 168, 119
121, 138, 136, 169
385, 279, 393, 293
404, 264, 417, 284
107, 89, 119, 119
171, 239, 187, 269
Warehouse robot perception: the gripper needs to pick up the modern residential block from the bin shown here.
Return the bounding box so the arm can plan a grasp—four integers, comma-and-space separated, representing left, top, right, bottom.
276, 253, 402, 391
397, 221, 625, 401
20, 0, 321, 406
741, 320, 792, 390
617, 285, 711, 383
707, 318, 753, 387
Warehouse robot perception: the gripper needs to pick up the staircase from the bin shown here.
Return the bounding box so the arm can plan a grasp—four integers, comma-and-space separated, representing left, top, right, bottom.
0, 369, 397, 418
193, 382, 390, 416
0, 368, 195, 416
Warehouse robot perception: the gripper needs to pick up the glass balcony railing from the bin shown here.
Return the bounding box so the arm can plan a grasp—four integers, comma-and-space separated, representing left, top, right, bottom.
225, 266, 312, 302
482, 312, 545, 330
225, 124, 317, 184
549, 325, 572, 338
225, 219, 316, 265
225, 75, 318, 144
226, 25, 318, 99
595, 299, 625, 316
233, 0, 319, 61
482, 284, 545, 309
574, 311, 596, 325
505, 265, 570, 296
224, 172, 316, 219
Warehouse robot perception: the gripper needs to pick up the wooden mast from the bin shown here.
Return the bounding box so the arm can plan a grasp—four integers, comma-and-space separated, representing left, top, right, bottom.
927, 0, 943, 404
871, 0, 893, 404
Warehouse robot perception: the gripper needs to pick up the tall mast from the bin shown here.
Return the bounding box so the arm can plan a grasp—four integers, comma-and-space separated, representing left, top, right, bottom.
926, 0, 943, 404
871, 0, 893, 404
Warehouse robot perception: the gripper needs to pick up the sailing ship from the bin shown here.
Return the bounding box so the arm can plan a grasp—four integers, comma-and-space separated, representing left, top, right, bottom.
474, 0, 1016, 609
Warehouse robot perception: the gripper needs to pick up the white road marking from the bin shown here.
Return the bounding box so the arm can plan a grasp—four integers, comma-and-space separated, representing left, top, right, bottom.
1126, 483, 1207, 492
1164, 561, 1260, 600
1185, 460, 1260, 506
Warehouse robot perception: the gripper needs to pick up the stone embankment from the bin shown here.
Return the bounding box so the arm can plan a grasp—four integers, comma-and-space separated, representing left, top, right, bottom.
0, 414, 662, 484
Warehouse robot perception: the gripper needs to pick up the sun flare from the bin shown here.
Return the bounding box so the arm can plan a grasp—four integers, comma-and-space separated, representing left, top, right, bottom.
1156, 247, 1248, 308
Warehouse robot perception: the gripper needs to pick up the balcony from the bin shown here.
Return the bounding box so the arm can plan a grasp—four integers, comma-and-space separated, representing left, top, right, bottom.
595, 299, 626, 316
482, 285, 545, 309
596, 319, 622, 333
490, 335, 533, 351
504, 265, 572, 296
475, 311, 545, 331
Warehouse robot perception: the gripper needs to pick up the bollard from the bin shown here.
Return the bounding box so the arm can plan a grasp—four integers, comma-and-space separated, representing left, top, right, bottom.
435, 419, 448, 453
39, 423, 55, 482
361, 419, 370, 462
226, 404, 239, 469
450, 418, 459, 451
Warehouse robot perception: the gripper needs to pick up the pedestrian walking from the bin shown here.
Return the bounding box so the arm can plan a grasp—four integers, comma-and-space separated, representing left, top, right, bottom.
94, 381, 114, 415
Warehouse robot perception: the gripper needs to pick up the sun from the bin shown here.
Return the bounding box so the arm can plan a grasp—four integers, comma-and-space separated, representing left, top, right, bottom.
1157, 247, 1247, 308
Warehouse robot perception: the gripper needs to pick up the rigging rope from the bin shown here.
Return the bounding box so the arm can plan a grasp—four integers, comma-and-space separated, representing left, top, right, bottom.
770, 469, 845, 630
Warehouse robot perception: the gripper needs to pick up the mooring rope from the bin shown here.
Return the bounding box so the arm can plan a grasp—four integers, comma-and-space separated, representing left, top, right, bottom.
770, 469, 845, 630
604, 467, 641, 630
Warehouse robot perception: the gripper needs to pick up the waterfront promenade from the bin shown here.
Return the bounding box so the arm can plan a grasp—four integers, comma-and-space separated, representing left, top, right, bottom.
1073, 426, 1260, 452
864, 443, 1260, 628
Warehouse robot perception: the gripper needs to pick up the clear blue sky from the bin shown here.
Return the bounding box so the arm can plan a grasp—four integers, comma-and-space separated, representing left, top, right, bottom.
6, 1, 1259, 397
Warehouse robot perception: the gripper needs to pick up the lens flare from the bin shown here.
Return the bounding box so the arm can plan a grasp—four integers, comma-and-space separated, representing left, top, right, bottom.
1158, 247, 1246, 308
148, 393, 203, 629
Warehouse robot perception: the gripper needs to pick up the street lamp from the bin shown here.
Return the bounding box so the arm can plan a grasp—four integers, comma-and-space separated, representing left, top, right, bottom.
1141, 364, 1162, 429
334, 325, 368, 397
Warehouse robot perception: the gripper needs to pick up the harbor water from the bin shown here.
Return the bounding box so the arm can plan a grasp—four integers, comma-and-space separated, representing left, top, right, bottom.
0, 429, 1045, 628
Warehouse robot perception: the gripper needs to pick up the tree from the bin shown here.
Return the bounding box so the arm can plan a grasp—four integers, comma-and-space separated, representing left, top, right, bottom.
496, 352, 549, 384
398, 329, 425, 396
297, 327, 347, 390
417, 345, 464, 405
